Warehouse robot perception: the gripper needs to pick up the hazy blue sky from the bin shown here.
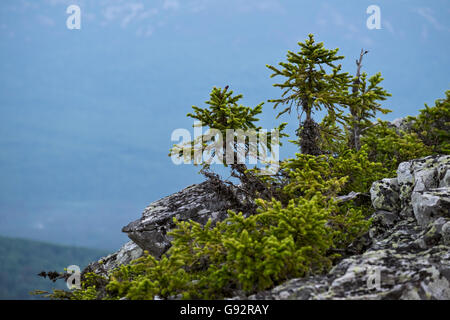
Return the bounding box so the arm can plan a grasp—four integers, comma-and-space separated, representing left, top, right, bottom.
0, 0, 449, 250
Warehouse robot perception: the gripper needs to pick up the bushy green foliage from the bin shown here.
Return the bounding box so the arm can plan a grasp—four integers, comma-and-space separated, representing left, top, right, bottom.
361, 120, 431, 174
360, 90, 449, 173
62, 148, 375, 300
408, 90, 450, 154
344, 71, 391, 151
170, 86, 287, 168
67, 193, 368, 300
279, 150, 377, 247
319, 113, 348, 155
282, 145, 388, 196
329, 202, 371, 249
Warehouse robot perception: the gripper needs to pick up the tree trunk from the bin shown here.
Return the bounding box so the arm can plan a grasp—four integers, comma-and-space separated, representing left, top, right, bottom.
299, 117, 321, 156
350, 49, 368, 151
297, 101, 321, 155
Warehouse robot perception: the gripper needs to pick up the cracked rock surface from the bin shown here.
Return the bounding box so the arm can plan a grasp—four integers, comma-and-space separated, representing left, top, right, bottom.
84, 179, 244, 274
121, 180, 243, 258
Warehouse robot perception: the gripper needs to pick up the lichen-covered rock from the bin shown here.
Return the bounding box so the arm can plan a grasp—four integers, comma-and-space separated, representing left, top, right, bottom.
83, 241, 143, 277
368, 210, 399, 241
246, 276, 330, 300
412, 188, 450, 227
415, 217, 450, 248
397, 155, 449, 217
248, 216, 450, 300
121, 180, 245, 258
440, 169, 450, 188
247, 155, 450, 300
442, 221, 450, 245
398, 155, 450, 226
370, 178, 400, 212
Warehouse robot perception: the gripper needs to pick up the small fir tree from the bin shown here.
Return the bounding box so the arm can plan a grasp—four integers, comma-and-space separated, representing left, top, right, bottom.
267, 34, 349, 155
169, 86, 287, 199
344, 49, 391, 151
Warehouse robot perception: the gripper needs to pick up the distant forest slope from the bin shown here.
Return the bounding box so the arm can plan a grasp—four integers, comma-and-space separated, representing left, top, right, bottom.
0, 235, 108, 299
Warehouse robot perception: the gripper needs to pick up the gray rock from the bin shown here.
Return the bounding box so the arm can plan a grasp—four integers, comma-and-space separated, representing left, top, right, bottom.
397, 155, 450, 227
336, 191, 371, 206
439, 169, 450, 188
417, 217, 450, 248
370, 178, 400, 212
248, 276, 330, 300
122, 180, 245, 258
397, 155, 449, 217
390, 117, 416, 133
83, 241, 143, 277
412, 188, 450, 227
368, 210, 399, 241
442, 221, 450, 245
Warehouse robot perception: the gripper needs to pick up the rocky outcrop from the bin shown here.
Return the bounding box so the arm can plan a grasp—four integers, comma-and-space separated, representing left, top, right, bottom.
121, 180, 247, 258
247, 216, 450, 300
84, 155, 450, 299
397, 155, 449, 224
246, 154, 450, 300
83, 241, 143, 277
370, 178, 400, 212
84, 179, 247, 275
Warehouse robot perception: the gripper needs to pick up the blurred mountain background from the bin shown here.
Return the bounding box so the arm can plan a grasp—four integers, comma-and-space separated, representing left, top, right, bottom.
0, 235, 107, 299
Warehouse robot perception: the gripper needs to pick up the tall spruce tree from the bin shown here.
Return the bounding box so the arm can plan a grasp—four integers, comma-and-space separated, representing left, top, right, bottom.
345, 49, 391, 151
267, 34, 349, 155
